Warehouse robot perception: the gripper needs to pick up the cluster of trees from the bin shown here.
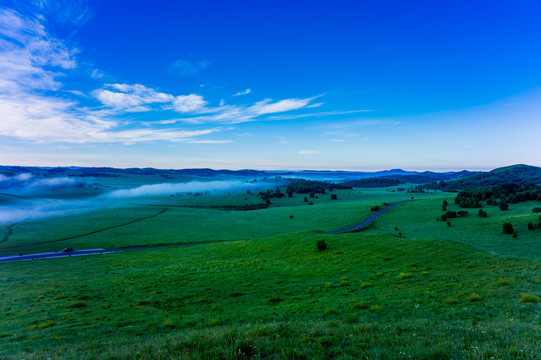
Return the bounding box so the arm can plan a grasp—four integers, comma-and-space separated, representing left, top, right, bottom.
454, 182, 541, 209
285, 180, 351, 196
258, 187, 286, 201
342, 178, 402, 188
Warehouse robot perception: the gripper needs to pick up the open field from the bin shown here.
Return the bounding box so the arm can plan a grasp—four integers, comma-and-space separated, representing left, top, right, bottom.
0, 181, 540, 359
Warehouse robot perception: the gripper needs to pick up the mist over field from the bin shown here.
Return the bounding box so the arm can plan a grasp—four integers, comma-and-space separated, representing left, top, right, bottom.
105, 180, 264, 198
0, 173, 281, 224
0, 173, 82, 195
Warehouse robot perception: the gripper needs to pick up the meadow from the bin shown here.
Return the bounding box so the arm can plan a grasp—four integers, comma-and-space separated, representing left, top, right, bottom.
0, 179, 540, 359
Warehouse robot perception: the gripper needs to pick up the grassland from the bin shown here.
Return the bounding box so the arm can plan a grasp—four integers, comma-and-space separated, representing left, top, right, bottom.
0, 183, 540, 359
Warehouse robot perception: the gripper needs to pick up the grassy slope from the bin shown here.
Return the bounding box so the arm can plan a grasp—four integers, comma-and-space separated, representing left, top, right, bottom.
0, 188, 540, 359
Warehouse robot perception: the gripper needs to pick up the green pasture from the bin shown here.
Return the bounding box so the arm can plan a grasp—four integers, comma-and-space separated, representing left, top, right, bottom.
0, 184, 540, 359
0, 187, 419, 256
1, 228, 539, 359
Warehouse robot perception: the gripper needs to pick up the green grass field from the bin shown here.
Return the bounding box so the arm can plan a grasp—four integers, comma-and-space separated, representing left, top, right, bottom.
0, 183, 540, 359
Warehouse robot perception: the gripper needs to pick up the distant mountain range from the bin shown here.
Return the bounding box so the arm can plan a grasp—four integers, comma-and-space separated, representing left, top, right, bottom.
0, 164, 539, 186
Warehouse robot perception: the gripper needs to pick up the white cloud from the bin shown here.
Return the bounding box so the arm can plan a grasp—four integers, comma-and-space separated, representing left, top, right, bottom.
234, 88, 251, 96
165, 96, 319, 124
93, 83, 174, 112
249, 98, 313, 115
172, 94, 207, 113
299, 150, 318, 155
0, 8, 76, 94
91, 68, 105, 79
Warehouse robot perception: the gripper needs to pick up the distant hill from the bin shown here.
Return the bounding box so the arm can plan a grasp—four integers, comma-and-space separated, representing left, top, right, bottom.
424, 164, 541, 190
342, 170, 477, 187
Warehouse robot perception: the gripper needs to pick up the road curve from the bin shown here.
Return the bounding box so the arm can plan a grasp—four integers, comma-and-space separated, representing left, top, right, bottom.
330, 200, 412, 234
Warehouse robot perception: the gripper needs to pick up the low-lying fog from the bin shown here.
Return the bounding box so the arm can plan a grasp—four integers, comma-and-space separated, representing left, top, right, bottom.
0, 174, 281, 224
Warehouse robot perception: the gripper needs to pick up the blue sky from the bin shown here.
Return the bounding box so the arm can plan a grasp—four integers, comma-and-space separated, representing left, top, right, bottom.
1, 0, 540, 171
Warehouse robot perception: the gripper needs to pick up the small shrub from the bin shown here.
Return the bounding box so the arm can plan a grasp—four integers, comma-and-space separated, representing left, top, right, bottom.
371, 205, 380, 211
528, 221, 535, 230
532, 207, 541, 213
440, 214, 447, 221
468, 293, 482, 302
275, 279, 283, 284
137, 299, 149, 306
289, 215, 294, 219
369, 305, 384, 312
344, 314, 358, 324
268, 296, 283, 304
513, 231, 518, 239
447, 221, 452, 227
478, 209, 488, 217
37, 295, 45, 300
339, 280, 350, 287
69, 301, 86, 308
444, 298, 459, 305
324, 308, 339, 315
208, 318, 222, 327
397, 272, 412, 280
360, 282, 373, 289
445, 211, 457, 218
330, 194, 337, 200
497, 279, 511, 286
520, 294, 539, 303
503, 222, 514, 234
38, 320, 55, 329
317, 239, 327, 251
162, 318, 175, 328
351, 302, 369, 310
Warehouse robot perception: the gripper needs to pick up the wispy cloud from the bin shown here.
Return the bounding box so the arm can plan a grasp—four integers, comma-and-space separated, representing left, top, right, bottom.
157, 96, 320, 124
299, 150, 318, 155
0, 9, 228, 144
234, 88, 251, 96
92, 83, 174, 112
266, 109, 370, 121
0, 8, 76, 93
170, 59, 211, 75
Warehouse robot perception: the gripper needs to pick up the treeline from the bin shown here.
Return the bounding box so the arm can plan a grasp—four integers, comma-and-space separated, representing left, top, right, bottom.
285, 180, 351, 195
455, 182, 541, 208
342, 178, 403, 188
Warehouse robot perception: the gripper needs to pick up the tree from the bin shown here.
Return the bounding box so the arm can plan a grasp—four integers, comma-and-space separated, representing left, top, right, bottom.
499, 196, 508, 211
442, 200, 448, 211
316, 239, 327, 251
503, 222, 514, 234
330, 194, 337, 200
478, 209, 488, 217
528, 221, 535, 230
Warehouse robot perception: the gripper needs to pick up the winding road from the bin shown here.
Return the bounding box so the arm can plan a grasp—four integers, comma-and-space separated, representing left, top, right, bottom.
330, 200, 411, 234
